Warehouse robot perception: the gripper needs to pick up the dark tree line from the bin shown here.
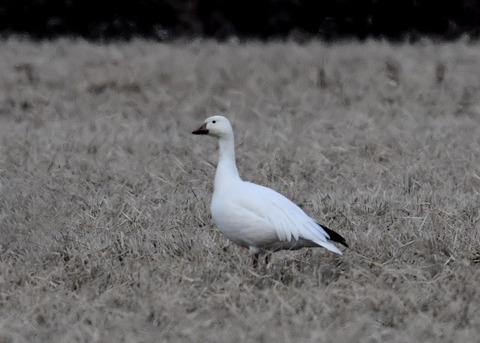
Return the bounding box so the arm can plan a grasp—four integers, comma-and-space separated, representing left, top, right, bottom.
1, 0, 479, 41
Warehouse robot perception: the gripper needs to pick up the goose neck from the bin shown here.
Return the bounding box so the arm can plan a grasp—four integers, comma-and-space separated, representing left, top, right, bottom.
215, 135, 240, 189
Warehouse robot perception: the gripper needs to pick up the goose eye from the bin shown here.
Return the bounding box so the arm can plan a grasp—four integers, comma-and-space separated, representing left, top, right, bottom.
212, 120, 216, 124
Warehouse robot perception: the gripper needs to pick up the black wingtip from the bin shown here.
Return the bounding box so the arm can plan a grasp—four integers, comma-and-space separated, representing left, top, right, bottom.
318, 223, 349, 248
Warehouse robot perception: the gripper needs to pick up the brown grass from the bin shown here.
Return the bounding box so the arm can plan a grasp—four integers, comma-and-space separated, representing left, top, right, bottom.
0, 38, 479, 342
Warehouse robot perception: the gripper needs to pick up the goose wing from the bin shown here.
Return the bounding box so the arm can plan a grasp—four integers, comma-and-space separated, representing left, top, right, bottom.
235, 182, 343, 254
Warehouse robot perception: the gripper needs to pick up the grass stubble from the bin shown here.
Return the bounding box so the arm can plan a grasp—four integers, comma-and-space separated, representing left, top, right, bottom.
0, 38, 479, 342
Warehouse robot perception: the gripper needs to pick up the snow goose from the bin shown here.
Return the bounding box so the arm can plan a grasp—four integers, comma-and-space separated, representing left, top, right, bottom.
192, 115, 348, 267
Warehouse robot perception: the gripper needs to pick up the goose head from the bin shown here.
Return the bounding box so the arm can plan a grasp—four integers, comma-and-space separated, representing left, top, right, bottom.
192, 115, 233, 139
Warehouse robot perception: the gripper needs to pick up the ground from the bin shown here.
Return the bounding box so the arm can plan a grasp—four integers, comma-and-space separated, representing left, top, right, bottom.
0, 38, 479, 342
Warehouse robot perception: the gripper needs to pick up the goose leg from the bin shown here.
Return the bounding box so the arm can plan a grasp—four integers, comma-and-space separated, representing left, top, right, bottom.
252, 253, 259, 268
265, 253, 270, 265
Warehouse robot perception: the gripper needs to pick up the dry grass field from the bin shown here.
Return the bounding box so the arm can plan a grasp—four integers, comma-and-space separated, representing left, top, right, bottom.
0, 38, 479, 342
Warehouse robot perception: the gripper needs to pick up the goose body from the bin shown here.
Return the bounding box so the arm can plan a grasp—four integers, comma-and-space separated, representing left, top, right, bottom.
192, 115, 348, 266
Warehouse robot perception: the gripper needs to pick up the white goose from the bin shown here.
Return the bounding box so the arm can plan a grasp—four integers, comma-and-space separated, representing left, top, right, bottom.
192, 116, 348, 267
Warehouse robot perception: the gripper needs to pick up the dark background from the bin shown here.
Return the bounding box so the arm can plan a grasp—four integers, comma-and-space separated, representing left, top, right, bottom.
1, 0, 479, 41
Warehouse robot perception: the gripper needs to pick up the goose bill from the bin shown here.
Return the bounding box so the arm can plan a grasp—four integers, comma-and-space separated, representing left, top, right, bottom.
192, 123, 209, 135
